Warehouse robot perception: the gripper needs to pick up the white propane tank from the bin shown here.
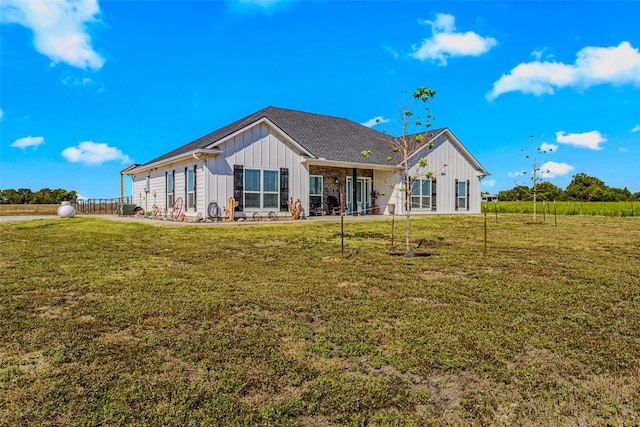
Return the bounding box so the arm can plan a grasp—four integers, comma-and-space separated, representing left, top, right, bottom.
57, 201, 76, 218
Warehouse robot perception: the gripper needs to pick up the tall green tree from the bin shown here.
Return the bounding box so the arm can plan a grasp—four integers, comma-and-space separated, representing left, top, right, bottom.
565, 173, 608, 201
0, 188, 78, 204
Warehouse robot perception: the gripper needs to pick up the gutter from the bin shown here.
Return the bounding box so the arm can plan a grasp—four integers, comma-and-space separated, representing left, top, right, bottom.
302, 158, 401, 171
126, 148, 222, 175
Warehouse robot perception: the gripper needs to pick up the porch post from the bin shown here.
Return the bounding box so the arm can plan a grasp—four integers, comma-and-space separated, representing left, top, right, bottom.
352, 168, 357, 215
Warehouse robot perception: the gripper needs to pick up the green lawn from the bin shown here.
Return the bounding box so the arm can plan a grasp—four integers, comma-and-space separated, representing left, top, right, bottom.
1, 215, 639, 426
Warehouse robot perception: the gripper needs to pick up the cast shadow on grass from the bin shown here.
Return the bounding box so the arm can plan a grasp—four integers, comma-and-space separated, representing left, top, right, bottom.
329, 231, 388, 240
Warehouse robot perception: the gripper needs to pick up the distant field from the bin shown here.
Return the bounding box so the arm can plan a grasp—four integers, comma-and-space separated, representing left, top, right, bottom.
0, 204, 59, 216
485, 200, 639, 217
1, 215, 639, 425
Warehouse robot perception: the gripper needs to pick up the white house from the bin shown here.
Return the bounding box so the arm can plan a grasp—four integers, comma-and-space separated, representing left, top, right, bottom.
125, 106, 489, 219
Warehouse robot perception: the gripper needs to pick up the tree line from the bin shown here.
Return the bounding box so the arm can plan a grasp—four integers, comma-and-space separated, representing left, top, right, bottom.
0, 188, 78, 204
497, 173, 639, 202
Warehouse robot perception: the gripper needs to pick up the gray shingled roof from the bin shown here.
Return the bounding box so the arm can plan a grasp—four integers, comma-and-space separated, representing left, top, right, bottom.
139, 106, 447, 168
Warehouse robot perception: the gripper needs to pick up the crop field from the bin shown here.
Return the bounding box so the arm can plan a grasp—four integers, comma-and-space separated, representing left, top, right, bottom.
0, 204, 59, 216
1, 215, 639, 426
485, 200, 639, 217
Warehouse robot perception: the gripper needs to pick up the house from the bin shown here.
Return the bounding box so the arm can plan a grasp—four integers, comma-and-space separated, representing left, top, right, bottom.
125, 106, 489, 219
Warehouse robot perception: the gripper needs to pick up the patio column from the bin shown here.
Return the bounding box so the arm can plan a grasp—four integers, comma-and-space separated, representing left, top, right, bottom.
352, 168, 357, 215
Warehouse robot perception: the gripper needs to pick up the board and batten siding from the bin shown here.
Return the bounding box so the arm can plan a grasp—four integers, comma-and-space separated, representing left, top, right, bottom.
386, 132, 483, 215
207, 123, 309, 217
131, 160, 205, 214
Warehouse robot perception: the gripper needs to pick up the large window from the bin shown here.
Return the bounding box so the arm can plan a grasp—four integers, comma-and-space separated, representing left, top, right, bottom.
187, 168, 195, 209
310, 176, 323, 208
245, 169, 279, 209
411, 179, 432, 209
457, 180, 467, 210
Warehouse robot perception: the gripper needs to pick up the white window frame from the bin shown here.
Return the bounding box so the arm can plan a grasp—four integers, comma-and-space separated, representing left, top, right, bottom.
245, 168, 279, 210
167, 171, 174, 208
457, 180, 467, 210
411, 179, 432, 210
187, 168, 195, 209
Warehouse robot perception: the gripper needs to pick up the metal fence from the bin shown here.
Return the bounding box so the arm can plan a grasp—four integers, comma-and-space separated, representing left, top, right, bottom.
73, 197, 132, 215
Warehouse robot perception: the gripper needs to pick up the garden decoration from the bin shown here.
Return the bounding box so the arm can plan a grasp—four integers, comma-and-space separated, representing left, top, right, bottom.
224, 197, 238, 221
207, 202, 220, 221
151, 205, 160, 218
171, 198, 184, 220
288, 197, 303, 220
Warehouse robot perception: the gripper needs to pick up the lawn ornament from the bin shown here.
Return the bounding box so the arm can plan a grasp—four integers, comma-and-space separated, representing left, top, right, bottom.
57, 201, 75, 218
207, 202, 220, 221
151, 205, 160, 218
288, 197, 303, 220
224, 197, 238, 221
171, 197, 184, 220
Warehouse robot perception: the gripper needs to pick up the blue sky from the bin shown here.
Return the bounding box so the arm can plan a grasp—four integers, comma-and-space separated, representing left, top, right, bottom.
1, 0, 639, 199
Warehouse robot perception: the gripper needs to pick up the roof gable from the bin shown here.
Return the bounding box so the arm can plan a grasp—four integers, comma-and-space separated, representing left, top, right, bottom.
132, 106, 487, 176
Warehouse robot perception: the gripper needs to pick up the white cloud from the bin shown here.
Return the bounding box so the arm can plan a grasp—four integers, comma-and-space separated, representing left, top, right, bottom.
556, 130, 606, 150
508, 170, 526, 177
540, 161, 574, 178
482, 179, 496, 188
11, 136, 45, 150
531, 47, 556, 62
488, 41, 640, 99
411, 13, 497, 65
361, 116, 391, 128
632, 125, 640, 133
62, 141, 131, 165
539, 143, 558, 152
620, 147, 629, 153
0, 108, 4, 120
1, 0, 104, 70
62, 76, 93, 86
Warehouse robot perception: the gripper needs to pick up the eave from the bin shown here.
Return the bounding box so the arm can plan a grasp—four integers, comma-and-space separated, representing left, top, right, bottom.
126, 148, 222, 175
302, 158, 401, 171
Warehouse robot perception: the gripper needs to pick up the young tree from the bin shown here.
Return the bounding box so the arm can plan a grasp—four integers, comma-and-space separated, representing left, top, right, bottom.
363, 86, 444, 252
520, 136, 552, 223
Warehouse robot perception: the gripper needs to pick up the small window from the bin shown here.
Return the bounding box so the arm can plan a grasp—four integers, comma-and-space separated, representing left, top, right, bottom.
411, 179, 432, 209
310, 176, 323, 208
187, 168, 195, 209
457, 180, 467, 210
167, 171, 174, 208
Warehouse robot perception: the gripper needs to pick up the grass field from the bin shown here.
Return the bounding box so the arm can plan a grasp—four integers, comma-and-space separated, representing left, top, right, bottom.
0, 204, 59, 216
485, 200, 639, 217
1, 215, 639, 425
